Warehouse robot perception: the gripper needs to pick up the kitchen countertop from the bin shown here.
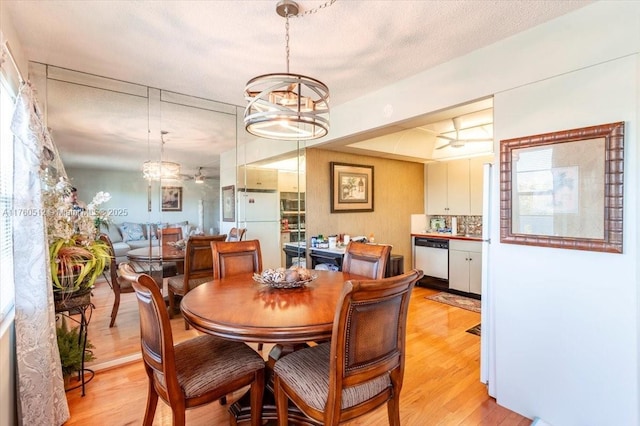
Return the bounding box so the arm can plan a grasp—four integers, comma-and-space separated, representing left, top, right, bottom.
411, 232, 483, 241
309, 246, 347, 255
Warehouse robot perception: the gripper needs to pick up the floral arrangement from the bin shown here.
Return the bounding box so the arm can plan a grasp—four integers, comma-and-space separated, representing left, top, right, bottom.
42, 174, 113, 293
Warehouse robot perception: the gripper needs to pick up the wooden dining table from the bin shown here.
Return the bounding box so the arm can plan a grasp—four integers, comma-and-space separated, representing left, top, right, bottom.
180, 270, 368, 424
126, 245, 185, 275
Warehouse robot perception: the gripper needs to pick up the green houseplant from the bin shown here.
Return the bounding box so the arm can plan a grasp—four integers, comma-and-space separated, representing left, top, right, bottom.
56, 317, 95, 381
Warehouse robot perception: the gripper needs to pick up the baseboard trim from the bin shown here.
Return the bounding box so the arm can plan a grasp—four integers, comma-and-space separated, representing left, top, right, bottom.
89, 353, 142, 372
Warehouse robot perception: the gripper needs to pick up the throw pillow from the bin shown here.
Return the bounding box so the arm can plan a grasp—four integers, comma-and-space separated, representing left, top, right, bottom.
119, 222, 145, 243
146, 223, 159, 240
105, 223, 123, 243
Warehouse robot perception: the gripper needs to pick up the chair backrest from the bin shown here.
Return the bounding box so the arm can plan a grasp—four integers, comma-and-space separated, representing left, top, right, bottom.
98, 233, 118, 286
327, 269, 423, 419
211, 240, 262, 279
341, 241, 391, 279
227, 227, 247, 242
118, 263, 180, 391
159, 227, 183, 245
183, 234, 227, 282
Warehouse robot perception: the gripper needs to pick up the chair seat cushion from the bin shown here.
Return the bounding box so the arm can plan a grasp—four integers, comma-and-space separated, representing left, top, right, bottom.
274, 342, 391, 411
154, 335, 265, 398
167, 275, 213, 294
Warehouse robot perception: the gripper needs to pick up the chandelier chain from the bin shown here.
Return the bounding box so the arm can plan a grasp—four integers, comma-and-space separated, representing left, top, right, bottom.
282, 0, 337, 72
285, 11, 290, 73
291, 0, 337, 18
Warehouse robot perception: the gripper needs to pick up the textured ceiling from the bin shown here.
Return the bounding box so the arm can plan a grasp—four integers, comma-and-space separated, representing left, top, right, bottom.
4, 0, 592, 174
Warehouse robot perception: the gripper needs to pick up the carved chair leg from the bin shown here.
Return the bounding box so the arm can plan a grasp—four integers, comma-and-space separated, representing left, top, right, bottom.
109, 291, 120, 328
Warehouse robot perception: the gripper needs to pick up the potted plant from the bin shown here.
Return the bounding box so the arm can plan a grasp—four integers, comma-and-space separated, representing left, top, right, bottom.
56, 317, 95, 385
50, 234, 111, 310
42, 174, 112, 306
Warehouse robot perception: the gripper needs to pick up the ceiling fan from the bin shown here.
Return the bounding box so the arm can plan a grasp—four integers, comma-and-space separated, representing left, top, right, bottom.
180, 167, 208, 184
436, 116, 493, 150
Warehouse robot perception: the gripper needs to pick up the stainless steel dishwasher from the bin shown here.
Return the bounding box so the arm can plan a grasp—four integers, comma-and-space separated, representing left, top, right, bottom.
413, 237, 449, 280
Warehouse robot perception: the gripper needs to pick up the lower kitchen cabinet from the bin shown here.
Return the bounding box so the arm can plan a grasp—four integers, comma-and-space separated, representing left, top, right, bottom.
448, 240, 482, 295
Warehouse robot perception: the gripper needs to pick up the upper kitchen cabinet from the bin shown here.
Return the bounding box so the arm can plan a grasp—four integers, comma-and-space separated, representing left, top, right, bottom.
237, 165, 278, 191
278, 170, 306, 192
426, 155, 492, 216
426, 160, 469, 215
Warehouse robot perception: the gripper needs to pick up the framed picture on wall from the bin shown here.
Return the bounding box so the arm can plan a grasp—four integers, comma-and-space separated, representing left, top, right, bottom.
330, 162, 374, 213
499, 121, 624, 253
222, 185, 235, 222
161, 186, 182, 212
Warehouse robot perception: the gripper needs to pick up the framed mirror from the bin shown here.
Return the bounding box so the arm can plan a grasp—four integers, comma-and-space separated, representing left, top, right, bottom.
499, 121, 624, 253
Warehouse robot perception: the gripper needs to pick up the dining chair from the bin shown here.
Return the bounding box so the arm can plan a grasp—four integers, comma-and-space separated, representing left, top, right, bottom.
99, 233, 135, 327
211, 239, 263, 351
118, 262, 265, 426
211, 239, 262, 280
273, 269, 424, 426
159, 227, 183, 244
158, 227, 183, 277
167, 234, 227, 329
342, 241, 391, 279
227, 227, 247, 242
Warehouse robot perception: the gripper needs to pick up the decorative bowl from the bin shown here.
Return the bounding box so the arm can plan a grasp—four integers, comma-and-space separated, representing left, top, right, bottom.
252, 272, 317, 289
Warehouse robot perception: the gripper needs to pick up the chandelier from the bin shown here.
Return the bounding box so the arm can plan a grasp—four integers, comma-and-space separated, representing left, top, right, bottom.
142, 161, 181, 181
244, 0, 331, 141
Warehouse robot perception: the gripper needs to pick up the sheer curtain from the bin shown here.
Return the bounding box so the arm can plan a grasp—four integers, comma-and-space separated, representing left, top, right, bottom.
11, 81, 69, 425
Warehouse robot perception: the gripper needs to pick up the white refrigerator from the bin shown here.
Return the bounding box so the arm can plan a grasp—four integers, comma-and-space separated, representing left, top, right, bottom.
480, 162, 495, 395
237, 191, 281, 269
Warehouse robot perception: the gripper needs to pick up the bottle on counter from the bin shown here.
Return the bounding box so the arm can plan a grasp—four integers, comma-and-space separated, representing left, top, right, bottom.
369, 233, 375, 243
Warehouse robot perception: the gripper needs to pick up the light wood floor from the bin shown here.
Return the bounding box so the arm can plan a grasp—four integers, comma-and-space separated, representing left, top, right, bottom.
64, 279, 531, 425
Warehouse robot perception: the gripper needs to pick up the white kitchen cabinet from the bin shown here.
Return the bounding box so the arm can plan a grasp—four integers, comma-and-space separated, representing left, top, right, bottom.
448, 240, 482, 295
278, 170, 305, 192
426, 160, 469, 215
426, 162, 448, 214
426, 156, 492, 216
237, 166, 278, 191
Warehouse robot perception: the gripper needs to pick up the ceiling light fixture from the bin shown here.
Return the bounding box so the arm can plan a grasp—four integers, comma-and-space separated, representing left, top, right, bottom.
244, 0, 332, 141
142, 130, 181, 180
142, 161, 181, 181
194, 167, 205, 184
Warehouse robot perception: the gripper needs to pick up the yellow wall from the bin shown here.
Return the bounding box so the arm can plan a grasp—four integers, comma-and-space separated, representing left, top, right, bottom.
305, 148, 424, 272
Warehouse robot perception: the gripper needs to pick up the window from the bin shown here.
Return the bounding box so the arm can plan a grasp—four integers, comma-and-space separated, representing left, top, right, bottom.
0, 74, 15, 325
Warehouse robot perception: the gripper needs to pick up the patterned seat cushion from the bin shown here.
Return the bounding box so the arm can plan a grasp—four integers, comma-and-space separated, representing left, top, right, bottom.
273, 342, 391, 411
167, 275, 213, 293
153, 335, 264, 398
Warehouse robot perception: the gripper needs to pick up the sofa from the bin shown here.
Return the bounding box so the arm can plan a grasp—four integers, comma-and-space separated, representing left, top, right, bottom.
101, 221, 194, 264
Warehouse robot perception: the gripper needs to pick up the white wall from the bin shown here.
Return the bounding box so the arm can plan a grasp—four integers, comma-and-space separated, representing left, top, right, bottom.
492, 55, 638, 425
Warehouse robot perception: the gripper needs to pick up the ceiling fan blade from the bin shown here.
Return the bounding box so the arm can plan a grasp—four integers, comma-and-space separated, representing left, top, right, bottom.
456, 138, 493, 143
436, 142, 451, 150
437, 135, 456, 141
